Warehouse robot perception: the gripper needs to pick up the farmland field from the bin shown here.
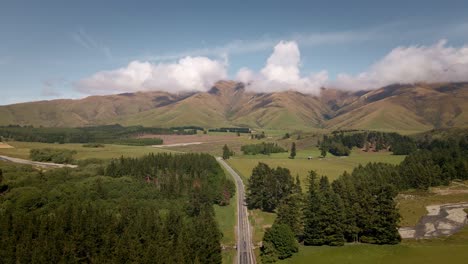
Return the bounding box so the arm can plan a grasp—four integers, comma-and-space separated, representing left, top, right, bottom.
227, 148, 405, 184
0, 141, 172, 160
280, 226, 468, 264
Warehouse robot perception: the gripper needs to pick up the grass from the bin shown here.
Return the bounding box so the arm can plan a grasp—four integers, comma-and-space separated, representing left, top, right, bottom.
228, 148, 405, 186
222, 249, 236, 264
214, 196, 237, 246
280, 226, 468, 264
0, 141, 173, 160
248, 209, 276, 245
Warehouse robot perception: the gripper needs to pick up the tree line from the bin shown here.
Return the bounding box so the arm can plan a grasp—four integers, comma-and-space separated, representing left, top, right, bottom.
241, 142, 287, 155
0, 124, 195, 145
0, 153, 235, 263
319, 131, 417, 156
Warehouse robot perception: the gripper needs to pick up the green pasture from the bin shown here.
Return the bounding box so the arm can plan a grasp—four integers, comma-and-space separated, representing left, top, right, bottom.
228, 149, 405, 184
281, 226, 468, 264
0, 141, 172, 160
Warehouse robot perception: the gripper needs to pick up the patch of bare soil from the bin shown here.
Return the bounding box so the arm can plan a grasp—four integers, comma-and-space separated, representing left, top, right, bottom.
0, 142, 13, 149
431, 182, 468, 195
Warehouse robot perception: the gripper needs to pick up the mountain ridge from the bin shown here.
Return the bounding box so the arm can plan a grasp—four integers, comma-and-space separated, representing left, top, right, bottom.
1, 81, 467, 132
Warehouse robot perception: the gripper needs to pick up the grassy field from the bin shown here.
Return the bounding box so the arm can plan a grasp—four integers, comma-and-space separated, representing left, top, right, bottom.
214, 196, 237, 246
227, 148, 405, 185
248, 209, 277, 245
281, 226, 468, 264
222, 250, 236, 264
0, 141, 173, 160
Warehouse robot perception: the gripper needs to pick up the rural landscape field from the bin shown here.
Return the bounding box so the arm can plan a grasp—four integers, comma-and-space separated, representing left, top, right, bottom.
2, 1, 468, 264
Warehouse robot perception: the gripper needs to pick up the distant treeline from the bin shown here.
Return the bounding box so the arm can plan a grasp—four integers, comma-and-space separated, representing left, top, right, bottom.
0, 153, 234, 263
320, 131, 417, 156
208, 127, 251, 133
0, 125, 181, 145
170, 125, 204, 131
241, 142, 287, 155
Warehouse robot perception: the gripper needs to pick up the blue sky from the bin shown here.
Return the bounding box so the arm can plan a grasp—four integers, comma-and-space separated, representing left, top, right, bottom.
1, 0, 468, 104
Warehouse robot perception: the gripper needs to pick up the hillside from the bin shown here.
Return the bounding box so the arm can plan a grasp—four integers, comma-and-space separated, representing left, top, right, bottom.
1, 81, 467, 132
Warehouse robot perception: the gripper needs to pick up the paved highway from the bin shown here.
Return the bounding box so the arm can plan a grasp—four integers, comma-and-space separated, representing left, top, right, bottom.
217, 157, 256, 264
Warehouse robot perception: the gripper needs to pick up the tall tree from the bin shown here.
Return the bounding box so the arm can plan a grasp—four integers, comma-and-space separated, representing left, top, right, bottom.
246, 163, 295, 212
222, 144, 232, 160
261, 223, 298, 262
366, 184, 401, 244
303, 171, 323, 245
290, 142, 296, 159
275, 193, 303, 239
320, 147, 327, 158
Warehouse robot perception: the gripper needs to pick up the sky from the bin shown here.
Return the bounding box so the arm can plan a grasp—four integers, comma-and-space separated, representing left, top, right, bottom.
1, 0, 468, 105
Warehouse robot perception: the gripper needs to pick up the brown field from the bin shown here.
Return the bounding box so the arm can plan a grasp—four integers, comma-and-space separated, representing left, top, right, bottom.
0, 142, 13, 149
139, 134, 240, 145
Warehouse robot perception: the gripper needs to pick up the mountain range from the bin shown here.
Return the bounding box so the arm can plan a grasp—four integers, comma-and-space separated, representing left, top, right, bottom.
1, 81, 467, 132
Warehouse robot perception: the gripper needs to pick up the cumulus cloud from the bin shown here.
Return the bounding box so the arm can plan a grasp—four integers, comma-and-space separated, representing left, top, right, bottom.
334, 40, 468, 90
236, 41, 328, 94
75, 56, 227, 94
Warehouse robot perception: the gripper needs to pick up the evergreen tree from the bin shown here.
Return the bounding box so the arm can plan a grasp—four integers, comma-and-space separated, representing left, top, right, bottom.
290, 142, 296, 159
303, 173, 345, 246
366, 184, 401, 244
246, 163, 295, 212
320, 147, 327, 158
319, 177, 345, 246
275, 193, 303, 238
222, 144, 232, 160
303, 171, 323, 245
261, 223, 298, 262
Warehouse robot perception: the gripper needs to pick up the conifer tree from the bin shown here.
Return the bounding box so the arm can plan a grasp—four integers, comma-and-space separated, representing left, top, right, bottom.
222, 144, 231, 160
303, 171, 324, 245
290, 142, 296, 159
275, 193, 303, 238
261, 223, 298, 262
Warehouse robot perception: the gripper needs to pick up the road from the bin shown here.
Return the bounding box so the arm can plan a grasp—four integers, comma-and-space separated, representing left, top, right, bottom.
0, 155, 77, 168
217, 157, 256, 264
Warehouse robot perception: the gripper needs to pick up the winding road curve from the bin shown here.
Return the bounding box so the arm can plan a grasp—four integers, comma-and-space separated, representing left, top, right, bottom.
217, 157, 256, 264
0, 155, 77, 168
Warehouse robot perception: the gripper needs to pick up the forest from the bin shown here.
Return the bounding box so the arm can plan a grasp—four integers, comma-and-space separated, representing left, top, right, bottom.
320, 131, 417, 156
0, 125, 193, 145
248, 135, 468, 263
0, 153, 235, 263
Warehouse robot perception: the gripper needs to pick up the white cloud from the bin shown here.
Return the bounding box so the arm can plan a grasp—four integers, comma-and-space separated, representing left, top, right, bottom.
334, 40, 468, 90
236, 41, 328, 94
75, 56, 227, 94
